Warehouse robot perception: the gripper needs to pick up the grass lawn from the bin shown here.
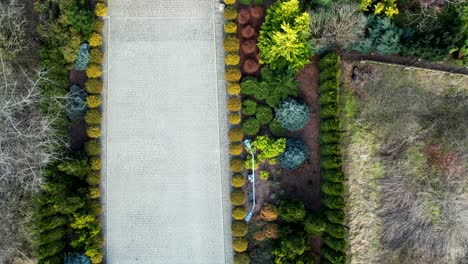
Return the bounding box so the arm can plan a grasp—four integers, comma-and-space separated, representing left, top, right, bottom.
340, 61, 468, 264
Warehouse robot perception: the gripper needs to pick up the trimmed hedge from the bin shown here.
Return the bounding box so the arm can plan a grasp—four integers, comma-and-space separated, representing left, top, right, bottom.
234, 253, 250, 264
228, 82, 241, 95
233, 237, 248, 253
224, 22, 237, 34
224, 6, 238, 20
230, 188, 247, 206
224, 36, 240, 52
242, 118, 260, 136
230, 159, 244, 172
231, 174, 245, 187
228, 127, 244, 142
226, 67, 242, 82
229, 113, 242, 125
84, 140, 101, 156
232, 206, 248, 220
232, 221, 248, 237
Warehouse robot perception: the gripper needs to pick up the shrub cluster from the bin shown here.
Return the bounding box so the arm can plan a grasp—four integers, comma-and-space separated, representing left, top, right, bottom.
278, 138, 309, 170
318, 53, 348, 263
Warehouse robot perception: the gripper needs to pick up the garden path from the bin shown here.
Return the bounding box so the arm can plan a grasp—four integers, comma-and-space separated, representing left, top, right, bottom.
101, 1, 232, 263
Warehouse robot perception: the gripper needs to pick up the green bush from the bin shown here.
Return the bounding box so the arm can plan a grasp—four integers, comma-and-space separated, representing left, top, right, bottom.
232, 220, 248, 237
319, 80, 339, 94
85, 78, 103, 94
232, 206, 248, 220
255, 106, 273, 125
234, 253, 250, 264
322, 182, 345, 196
279, 199, 306, 223
224, 35, 240, 52
323, 235, 347, 253
353, 16, 402, 55
268, 119, 288, 137
278, 138, 309, 170
260, 170, 269, 180
322, 170, 345, 182
230, 188, 247, 206
319, 91, 339, 106
320, 133, 340, 144
38, 216, 67, 232
321, 156, 342, 169
325, 209, 346, 224
74, 43, 90, 70
320, 104, 340, 119
85, 109, 102, 125
242, 99, 257, 116
275, 98, 310, 131
89, 157, 102, 170
85, 140, 101, 156
86, 171, 100, 186
321, 143, 341, 155
224, 6, 238, 20
322, 245, 347, 264
323, 196, 345, 209
37, 227, 66, 245
242, 118, 261, 136
38, 241, 65, 259
258, 0, 312, 72
232, 174, 246, 187
233, 237, 248, 253
239, 0, 250, 5
325, 223, 347, 239
321, 118, 341, 132
57, 157, 90, 179
304, 213, 327, 235
251, 136, 286, 162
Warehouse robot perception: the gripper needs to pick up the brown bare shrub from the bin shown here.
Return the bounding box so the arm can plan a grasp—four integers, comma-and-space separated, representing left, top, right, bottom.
237, 8, 250, 25
242, 59, 260, 75
240, 25, 255, 39
250, 6, 264, 19
241, 40, 257, 55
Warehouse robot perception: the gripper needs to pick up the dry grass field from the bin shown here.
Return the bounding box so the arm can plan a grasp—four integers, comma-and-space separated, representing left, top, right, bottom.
340, 62, 468, 264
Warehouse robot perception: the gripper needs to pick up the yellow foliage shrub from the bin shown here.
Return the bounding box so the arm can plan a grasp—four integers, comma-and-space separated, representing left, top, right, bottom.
87, 95, 102, 108
225, 53, 240, 66
361, 0, 399, 17
224, 22, 237, 34
89, 187, 100, 199
227, 97, 241, 112
89, 157, 102, 171
230, 158, 244, 172
227, 82, 241, 95
224, 7, 238, 21
228, 113, 241, 125
231, 174, 245, 188
85, 109, 102, 125
228, 127, 244, 142
232, 206, 248, 220
90, 48, 104, 64
225, 68, 241, 82
230, 143, 243, 156
86, 78, 103, 94
95, 3, 107, 17
224, 0, 236, 5
87, 125, 101, 138
87, 64, 102, 78
224, 36, 240, 52
89, 33, 102, 47
232, 237, 248, 253
95, 20, 104, 32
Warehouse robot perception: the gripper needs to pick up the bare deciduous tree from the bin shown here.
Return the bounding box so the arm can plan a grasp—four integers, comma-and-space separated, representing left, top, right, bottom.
0, 0, 27, 58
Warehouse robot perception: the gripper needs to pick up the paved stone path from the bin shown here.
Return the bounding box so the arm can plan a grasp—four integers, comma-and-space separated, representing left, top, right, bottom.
101, 1, 231, 263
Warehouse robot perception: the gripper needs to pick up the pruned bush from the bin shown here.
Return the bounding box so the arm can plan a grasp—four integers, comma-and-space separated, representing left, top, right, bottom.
95, 20, 104, 32
229, 113, 241, 125
224, 22, 237, 34
94, 3, 107, 17
320, 104, 340, 119
226, 52, 240, 66
253, 230, 265, 241
226, 67, 242, 82
323, 196, 345, 209
38, 216, 67, 233
265, 223, 279, 239
74, 43, 90, 70
227, 97, 242, 112
321, 118, 341, 132
255, 106, 273, 125
322, 246, 347, 263
231, 174, 245, 188
237, 8, 250, 25
242, 118, 260, 136
275, 98, 310, 131
320, 133, 340, 144
86, 95, 101, 108
251, 136, 286, 161
230, 143, 244, 156
224, 36, 240, 52
242, 59, 261, 75
325, 223, 347, 239
231, 189, 247, 206
224, 6, 238, 20
353, 16, 402, 55
233, 237, 248, 253
250, 6, 264, 19
242, 99, 257, 116
232, 206, 248, 220
259, 170, 269, 180
224, 0, 236, 5
320, 156, 342, 170
321, 143, 341, 156
325, 209, 345, 224
240, 25, 255, 39
232, 221, 248, 237
86, 171, 100, 186
89, 33, 102, 47
279, 199, 306, 223
228, 127, 244, 142
89, 48, 104, 64
85, 109, 102, 125
230, 159, 245, 172
37, 227, 66, 245
269, 119, 288, 137
227, 82, 241, 95
65, 252, 91, 264
86, 64, 102, 78
67, 85, 87, 120
89, 157, 102, 171
38, 241, 65, 259
58, 157, 90, 179
89, 187, 100, 199
85, 140, 101, 156
323, 235, 347, 253
278, 138, 309, 170
261, 204, 279, 221
234, 253, 250, 264
86, 79, 103, 94
304, 213, 327, 235
322, 182, 345, 196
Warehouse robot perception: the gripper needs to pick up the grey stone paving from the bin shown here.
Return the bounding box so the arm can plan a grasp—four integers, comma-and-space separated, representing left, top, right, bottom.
102, 1, 232, 263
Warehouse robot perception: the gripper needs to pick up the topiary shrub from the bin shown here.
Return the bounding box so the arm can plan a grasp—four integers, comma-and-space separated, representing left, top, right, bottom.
234, 253, 250, 264
242, 118, 260, 136
322, 169, 345, 183
255, 106, 273, 125
87, 125, 101, 138
226, 52, 240, 66
89, 48, 104, 64
321, 118, 341, 132
323, 196, 345, 209
242, 99, 257, 116
324, 209, 345, 224
89, 157, 101, 171
229, 113, 241, 125
321, 156, 342, 170
231, 174, 246, 188
227, 82, 241, 95
86, 79, 103, 94
275, 97, 310, 131
224, 36, 240, 52
278, 138, 309, 170
322, 246, 347, 264
67, 85, 87, 120
95, 3, 107, 16
233, 237, 248, 253
65, 252, 91, 264
279, 199, 306, 223
232, 220, 248, 237
86, 171, 100, 185
228, 127, 244, 142
84, 140, 101, 156
322, 182, 345, 196
86, 64, 102, 78
231, 188, 247, 206
253, 230, 265, 241
304, 213, 327, 235
264, 223, 279, 239
85, 109, 102, 125
323, 235, 347, 253
232, 206, 248, 220
230, 143, 244, 156
259, 170, 269, 180
325, 223, 347, 239
230, 158, 245, 172
242, 59, 261, 75
227, 97, 242, 112
226, 68, 242, 82
74, 43, 90, 70
241, 40, 257, 54
321, 143, 341, 156
261, 204, 279, 221
89, 33, 102, 47
86, 95, 101, 108
237, 8, 251, 25
224, 22, 237, 34
241, 25, 255, 39
224, 0, 236, 4
224, 6, 238, 20
320, 133, 340, 144
89, 187, 100, 199
268, 119, 288, 137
